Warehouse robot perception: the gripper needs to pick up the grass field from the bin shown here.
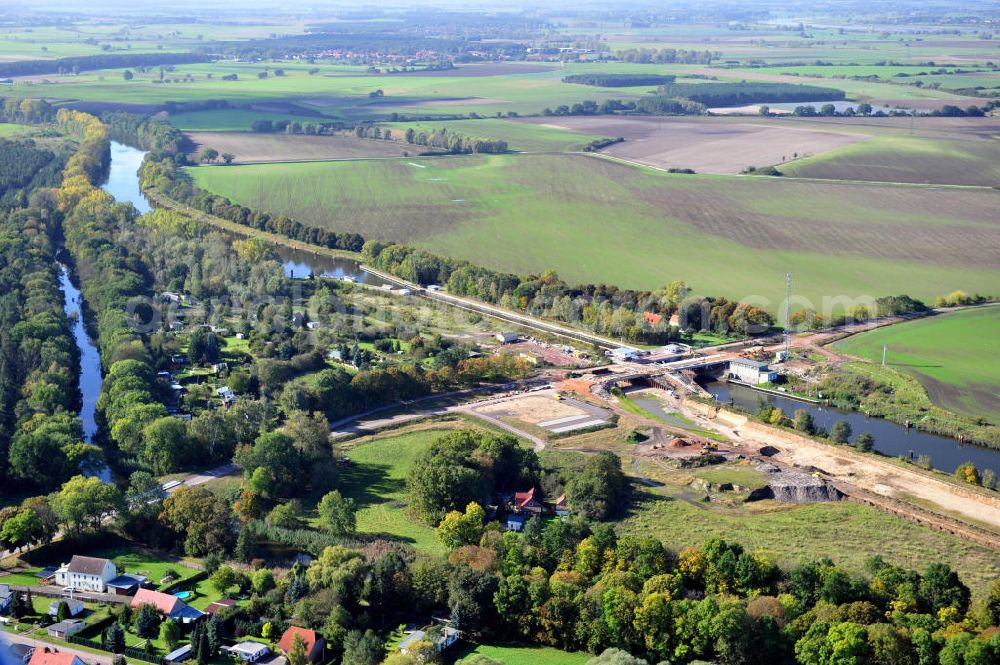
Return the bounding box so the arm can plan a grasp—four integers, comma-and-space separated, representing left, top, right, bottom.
621, 467, 1000, 593
335, 428, 449, 555
837, 306, 1000, 421
454, 644, 590, 665
188, 152, 1000, 309
186, 132, 410, 163
783, 134, 1000, 186
0, 123, 30, 137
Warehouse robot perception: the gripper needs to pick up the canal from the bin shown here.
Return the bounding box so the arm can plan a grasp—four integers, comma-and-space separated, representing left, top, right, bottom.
702, 380, 1000, 476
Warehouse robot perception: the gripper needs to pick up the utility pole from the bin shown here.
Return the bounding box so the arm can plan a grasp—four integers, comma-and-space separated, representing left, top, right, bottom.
882, 344, 888, 366
784, 272, 792, 358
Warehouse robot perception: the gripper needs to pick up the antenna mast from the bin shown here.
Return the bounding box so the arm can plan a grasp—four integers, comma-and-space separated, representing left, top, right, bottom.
784, 273, 792, 358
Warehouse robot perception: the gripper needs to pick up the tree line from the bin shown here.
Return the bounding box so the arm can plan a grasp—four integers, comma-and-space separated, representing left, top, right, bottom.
612, 47, 720, 64
0, 52, 210, 78
562, 73, 677, 87
0, 140, 89, 492
657, 82, 846, 107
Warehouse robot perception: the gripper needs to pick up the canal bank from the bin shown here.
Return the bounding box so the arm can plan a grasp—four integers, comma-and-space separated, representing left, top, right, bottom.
702, 379, 1000, 476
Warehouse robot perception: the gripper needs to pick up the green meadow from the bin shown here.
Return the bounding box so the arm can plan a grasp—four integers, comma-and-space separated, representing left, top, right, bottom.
334, 428, 447, 555
837, 305, 1000, 421
455, 644, 590, 665
782, 134, 1000, 186
188, 152, 1000, 309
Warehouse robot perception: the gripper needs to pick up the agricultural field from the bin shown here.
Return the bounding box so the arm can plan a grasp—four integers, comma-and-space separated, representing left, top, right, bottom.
781, 131, 1000, 186
189, 152, 1000, 309
516, 115, 868, 173
187, 132, 410, 163
837, 305, 1000, 421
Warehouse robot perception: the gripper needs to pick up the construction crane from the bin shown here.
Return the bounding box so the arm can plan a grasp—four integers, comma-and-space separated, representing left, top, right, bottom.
783, 273, 792, 359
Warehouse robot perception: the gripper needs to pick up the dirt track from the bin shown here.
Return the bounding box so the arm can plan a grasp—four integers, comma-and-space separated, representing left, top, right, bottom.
682, 400, 1000, 533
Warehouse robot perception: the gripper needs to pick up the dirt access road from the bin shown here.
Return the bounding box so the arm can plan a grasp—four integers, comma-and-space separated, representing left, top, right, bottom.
679, 401, 1000, 532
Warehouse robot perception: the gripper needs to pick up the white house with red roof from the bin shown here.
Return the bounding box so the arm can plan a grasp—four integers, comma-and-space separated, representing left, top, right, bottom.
513, 488, 544, 515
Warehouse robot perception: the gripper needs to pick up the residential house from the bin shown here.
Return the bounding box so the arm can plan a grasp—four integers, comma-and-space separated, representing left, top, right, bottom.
513, 488, 544, 515
0, 583, 13, 613
643, 311, 663, 326
47, 598, 84, 617
54, 555, 117, 592
204, 598, 237, 615
398, 626, 460, 654
278, 626, 325, 663
554, 494, 570, 517
4, 643, 33, 665
46, 619, 86, 639
505, 514, 526, 532
131, 588, 204, 623
223, 642, 270, 663
27, 648, 85, 665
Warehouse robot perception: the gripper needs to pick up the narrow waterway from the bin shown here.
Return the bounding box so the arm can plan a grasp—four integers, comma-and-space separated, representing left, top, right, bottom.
702, 380, 1000, 476
104, 141, 151, 214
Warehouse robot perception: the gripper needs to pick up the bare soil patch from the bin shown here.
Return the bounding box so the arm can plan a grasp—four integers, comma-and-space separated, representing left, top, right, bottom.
516, 116, 867, 174
186, 132, 410, 163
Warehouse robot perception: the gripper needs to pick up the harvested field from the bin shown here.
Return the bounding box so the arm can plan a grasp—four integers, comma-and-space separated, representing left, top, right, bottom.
515, 115, 868, 174
185, 132, 410, 163
188, 153, 1000, 307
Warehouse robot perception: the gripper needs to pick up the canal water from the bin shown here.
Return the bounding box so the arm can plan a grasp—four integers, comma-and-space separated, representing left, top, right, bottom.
702, 380, 1000, 476
104, 141, 151, 214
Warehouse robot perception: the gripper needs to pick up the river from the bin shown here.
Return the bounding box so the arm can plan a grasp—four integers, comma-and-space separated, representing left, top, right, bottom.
702, 380, 1000, 476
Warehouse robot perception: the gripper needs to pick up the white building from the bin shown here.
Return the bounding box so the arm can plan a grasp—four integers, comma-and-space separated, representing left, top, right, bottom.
54, 555, 117, 592
727, 358, 778, 385
224, 643, 270, 663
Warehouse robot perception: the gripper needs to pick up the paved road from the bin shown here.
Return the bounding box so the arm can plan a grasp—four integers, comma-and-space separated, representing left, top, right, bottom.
1, 630, 113, 665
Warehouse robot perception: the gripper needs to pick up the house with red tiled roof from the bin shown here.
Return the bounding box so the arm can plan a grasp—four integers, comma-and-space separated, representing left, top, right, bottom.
131, 588, 203, 623
513, 488, 543, 515
643, 312, 663, 326
278, 626, 325, 663
27, 647, 86, 665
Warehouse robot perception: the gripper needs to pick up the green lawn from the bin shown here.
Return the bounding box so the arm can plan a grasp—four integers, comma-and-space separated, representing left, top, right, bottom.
188, 152, 1000, 311
837, 306, 1000, 421
693, 464, 769, 489
455, 643, 591, 665
0, 123, 30, 137
334, 428, 449, 555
